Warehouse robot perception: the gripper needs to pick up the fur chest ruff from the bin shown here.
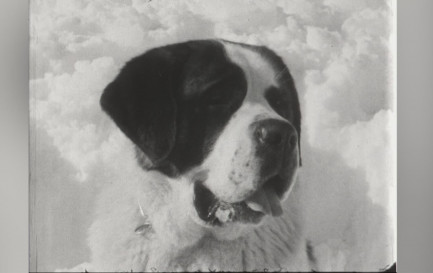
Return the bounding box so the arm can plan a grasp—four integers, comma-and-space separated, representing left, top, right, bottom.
86, 167, 309, 272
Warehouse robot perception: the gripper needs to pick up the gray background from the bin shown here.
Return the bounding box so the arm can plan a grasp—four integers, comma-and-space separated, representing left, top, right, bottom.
0, 0, 432, 272
397, 1, 433, 272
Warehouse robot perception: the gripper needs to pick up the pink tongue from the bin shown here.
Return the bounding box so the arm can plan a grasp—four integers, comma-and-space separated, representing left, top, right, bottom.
245, 187, 283, 216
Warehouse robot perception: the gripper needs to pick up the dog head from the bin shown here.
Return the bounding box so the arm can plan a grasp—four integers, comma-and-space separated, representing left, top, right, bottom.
101, 39, 301, 234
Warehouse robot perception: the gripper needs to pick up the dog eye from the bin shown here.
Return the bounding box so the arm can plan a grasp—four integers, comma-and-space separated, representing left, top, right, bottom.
265, 86, 289, 119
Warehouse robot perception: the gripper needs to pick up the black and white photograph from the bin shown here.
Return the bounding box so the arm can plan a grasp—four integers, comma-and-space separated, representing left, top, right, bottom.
29, 0, 396, 272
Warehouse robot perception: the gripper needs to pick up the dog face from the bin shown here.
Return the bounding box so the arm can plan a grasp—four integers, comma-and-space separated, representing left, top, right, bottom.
101, 40, 301, 231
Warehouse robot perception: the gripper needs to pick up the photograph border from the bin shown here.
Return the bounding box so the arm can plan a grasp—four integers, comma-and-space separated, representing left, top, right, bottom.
1, 0, 433, 272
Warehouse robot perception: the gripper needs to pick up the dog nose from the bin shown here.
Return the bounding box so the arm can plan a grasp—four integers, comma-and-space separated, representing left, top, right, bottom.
253, 119, 297, 150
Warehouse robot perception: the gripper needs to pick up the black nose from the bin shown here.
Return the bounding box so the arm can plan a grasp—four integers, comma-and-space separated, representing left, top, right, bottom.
253, 119, 297, 150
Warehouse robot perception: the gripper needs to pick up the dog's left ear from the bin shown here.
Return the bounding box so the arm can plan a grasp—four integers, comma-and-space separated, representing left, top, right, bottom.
100, 44, 191, 167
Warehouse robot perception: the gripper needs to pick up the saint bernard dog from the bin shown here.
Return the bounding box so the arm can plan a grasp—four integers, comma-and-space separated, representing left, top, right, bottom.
77, 39, 315, 272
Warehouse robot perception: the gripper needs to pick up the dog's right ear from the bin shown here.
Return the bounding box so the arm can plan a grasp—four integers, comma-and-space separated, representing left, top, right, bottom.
100, 45, 190, 166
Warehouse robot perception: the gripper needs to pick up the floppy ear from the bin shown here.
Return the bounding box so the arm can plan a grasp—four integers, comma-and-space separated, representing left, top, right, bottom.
100, 45, 190, 166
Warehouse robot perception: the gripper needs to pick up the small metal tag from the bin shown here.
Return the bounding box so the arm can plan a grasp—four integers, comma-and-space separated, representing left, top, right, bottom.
135, 223, 153, 235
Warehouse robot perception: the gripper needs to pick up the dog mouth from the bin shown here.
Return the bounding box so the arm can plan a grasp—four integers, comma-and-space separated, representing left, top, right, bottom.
193, 176, 284, 226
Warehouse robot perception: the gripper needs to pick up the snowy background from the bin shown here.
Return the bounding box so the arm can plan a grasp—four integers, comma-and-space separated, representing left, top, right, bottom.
29, 0, 396, 271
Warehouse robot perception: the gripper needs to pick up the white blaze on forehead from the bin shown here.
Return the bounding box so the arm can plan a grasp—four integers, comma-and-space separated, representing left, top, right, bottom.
221, 42, 278, 105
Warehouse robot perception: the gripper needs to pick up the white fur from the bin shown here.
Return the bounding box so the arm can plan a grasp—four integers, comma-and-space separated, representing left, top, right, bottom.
222, 41, 279, 107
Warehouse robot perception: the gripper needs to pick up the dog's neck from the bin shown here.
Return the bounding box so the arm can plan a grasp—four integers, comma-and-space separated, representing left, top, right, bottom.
142, 216, 307, 272
135, 190, 306, 271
